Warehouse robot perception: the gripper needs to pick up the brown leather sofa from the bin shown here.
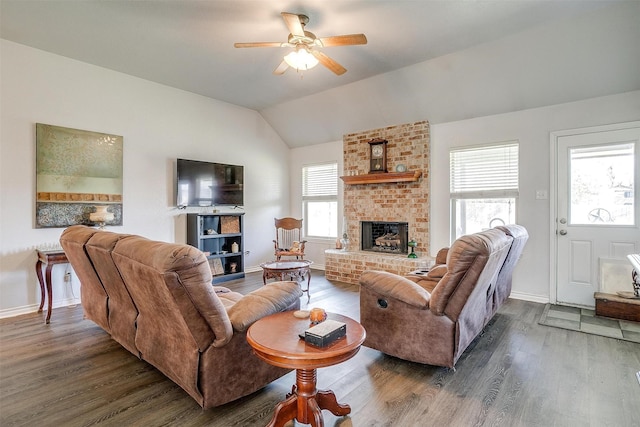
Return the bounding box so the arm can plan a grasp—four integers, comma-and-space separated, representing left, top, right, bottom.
60, 225, 302, 409
359, 225, 528, 368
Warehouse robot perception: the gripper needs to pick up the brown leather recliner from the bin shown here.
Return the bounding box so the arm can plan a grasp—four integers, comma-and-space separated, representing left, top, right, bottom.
359, 225, 528, 368
60, 225, 303, 409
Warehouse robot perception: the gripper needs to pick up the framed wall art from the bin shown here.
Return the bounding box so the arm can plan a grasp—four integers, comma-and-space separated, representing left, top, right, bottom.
35, 123, 123, 228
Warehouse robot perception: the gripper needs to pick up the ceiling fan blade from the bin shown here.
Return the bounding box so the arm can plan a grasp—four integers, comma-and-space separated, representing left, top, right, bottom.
311, 50, 347, 75
319, 34, 368, 47
273, 60, 289, 75
281, 12, 305, 37
234, 42, 284, 48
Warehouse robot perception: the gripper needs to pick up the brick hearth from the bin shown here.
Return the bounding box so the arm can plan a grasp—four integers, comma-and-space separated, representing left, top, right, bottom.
325, 249, 428, 284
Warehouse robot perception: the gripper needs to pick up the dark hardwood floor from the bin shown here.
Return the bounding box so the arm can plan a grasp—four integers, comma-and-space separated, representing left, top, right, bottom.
1, 271, 639, 426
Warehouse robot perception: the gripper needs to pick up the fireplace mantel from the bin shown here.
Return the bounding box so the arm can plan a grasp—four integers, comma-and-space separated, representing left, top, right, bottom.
340, 171, 422, 185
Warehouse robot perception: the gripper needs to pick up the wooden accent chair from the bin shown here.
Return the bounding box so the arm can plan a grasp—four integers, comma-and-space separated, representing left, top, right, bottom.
273, 218, 307, 261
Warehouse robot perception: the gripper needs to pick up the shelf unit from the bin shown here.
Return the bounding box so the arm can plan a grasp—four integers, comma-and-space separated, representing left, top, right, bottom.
186, 213, 245, 284
340, 171, 422, 185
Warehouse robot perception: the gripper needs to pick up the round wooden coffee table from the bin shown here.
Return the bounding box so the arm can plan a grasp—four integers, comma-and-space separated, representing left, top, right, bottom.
247, 311, 366, 427
260, 260, 313, 301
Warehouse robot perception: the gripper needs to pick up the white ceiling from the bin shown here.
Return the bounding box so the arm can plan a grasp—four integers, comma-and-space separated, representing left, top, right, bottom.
1, 1, 636, 147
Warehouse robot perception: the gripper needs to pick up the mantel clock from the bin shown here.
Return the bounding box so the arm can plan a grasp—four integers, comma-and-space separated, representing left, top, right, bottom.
368, 139, 388, 173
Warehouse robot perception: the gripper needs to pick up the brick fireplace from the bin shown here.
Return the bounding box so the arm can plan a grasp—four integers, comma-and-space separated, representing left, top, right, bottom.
325, 120, 431, 284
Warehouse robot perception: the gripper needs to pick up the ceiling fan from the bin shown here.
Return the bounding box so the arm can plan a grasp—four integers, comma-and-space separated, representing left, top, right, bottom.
234, 12, 367, 76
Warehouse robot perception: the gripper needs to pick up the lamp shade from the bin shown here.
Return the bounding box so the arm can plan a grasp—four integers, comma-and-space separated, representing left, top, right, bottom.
284, 47, 319, 71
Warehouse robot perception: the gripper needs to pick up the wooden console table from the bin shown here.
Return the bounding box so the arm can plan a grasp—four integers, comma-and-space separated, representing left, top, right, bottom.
247, 311, 366, 427
35, 249, 69, 324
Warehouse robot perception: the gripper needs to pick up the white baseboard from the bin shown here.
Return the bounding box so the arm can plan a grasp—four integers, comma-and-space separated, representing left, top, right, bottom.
0, 298, 81, 320
244, 265, 261, 274
510, 291, 549, 304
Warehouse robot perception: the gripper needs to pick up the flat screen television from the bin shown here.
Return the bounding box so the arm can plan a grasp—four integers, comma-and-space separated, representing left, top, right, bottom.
176, 158, 243, 207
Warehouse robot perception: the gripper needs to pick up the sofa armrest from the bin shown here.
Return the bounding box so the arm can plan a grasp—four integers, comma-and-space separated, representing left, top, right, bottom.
360, 270, 430, 308
435, 247, 449, 265
425, 264, 447, 281
406, 264, 447, 287
227, 281, 302, 332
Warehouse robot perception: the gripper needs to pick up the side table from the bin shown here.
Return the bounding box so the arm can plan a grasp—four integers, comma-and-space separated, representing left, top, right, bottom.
260, 260, 313, 301
247, 311, 365, 427
35, 249, 69, 324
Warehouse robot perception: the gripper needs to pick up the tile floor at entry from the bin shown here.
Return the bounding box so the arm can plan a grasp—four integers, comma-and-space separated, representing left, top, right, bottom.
540, 304, 640, 343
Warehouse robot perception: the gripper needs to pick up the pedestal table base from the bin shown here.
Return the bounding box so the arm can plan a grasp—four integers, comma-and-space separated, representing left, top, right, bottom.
268, 368, 350, 427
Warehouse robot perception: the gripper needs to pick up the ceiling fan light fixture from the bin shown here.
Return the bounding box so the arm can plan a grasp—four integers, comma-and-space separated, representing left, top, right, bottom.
235, 12, 365, 76
283, 46, 319, 71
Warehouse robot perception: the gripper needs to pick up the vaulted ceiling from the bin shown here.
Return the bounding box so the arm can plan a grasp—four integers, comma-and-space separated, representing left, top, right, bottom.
2, 1, 638, 147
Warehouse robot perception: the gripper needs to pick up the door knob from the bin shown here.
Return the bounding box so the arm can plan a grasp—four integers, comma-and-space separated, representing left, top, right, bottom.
559, 229, 567, 235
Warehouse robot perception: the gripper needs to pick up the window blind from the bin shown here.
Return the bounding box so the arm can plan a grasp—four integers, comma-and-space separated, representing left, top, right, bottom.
450, 142, 519, 195
303, 163, 338, 198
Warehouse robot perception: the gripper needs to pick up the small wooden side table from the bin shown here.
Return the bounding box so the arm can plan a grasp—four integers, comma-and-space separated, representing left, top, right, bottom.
35, 249, 69, 324
247, 311, 365, 427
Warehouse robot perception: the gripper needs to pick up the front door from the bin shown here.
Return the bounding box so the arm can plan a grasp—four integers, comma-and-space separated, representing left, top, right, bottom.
554, 123, 640, 307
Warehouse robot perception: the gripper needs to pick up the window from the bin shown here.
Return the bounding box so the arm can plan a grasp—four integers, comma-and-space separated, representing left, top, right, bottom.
302, 162, 338, 238
450, 142, 519, 240
569, 143, 634, 225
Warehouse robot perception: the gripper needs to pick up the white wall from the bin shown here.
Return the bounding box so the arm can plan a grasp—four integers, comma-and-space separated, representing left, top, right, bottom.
289, 140, 344, 268
431, 91, 640, 302
0, 40, 291, 317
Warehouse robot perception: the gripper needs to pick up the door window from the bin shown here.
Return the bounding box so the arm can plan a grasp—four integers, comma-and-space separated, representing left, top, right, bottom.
569, 143, 635, 225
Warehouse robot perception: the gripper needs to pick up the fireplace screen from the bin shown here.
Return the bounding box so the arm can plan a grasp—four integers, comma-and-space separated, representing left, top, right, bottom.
361, 221, 408, 254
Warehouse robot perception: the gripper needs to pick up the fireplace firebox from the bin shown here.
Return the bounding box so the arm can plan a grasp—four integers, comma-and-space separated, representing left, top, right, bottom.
361, 221, 409, 254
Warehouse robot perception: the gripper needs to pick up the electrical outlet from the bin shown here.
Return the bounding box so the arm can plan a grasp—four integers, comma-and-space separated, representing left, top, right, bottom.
64, 272, 71, 282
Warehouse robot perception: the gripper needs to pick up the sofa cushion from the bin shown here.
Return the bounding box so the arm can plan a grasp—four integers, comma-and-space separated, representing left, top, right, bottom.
85, 230, 139, 356
430, 228, 512, 318
111, 237, 233, 349
213, 286, 244, 309
59, 226, 109, 331
494, 225, 529, 308
228, 281, 303, 332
